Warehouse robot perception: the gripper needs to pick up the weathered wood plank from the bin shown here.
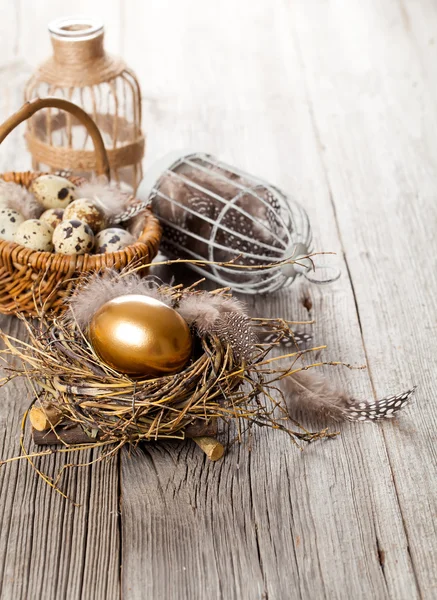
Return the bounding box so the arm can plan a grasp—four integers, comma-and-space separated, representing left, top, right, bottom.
0, 2, 19, 65
119, 2, 430, 599
290, 1, 437, 597
0, 64, 120, 600
0, 1, 435, 599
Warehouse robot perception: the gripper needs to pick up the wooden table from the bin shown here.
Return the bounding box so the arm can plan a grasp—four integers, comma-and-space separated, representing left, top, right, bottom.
0, 1, 436, 598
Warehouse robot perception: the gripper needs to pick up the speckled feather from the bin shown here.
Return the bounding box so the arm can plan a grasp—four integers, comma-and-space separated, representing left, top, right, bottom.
345, 387, 417, 421
258, 329, 312, 348
210, 312, 257, 362
177, 292, 255, 361
284, 370, 417, 422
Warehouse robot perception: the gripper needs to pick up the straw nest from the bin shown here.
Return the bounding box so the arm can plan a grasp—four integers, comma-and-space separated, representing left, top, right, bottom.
0, 275, 337, 450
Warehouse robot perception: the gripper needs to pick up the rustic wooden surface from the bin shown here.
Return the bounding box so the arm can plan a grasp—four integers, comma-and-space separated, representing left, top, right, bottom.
0, 1, 436, 599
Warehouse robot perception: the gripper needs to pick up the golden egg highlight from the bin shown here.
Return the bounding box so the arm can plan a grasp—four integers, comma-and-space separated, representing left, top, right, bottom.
89, 294, 192, 376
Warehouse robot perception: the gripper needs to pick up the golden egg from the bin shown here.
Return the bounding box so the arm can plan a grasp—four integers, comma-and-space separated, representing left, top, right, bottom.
89, 294, 192, 376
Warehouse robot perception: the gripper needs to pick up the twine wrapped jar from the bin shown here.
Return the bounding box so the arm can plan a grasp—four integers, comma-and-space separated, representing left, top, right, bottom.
24, 16, 144, 190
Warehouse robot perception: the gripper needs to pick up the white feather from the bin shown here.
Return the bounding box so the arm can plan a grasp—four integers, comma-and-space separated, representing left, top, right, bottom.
77, 179, 129, 218
0, 180, 44, 219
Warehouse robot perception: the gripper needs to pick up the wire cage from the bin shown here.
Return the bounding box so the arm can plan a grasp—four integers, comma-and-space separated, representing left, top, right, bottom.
138, 151, 313, 294
24, 16, 145, 190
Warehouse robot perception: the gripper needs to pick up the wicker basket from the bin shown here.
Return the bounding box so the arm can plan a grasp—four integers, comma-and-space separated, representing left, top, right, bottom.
0, 98, 161, 316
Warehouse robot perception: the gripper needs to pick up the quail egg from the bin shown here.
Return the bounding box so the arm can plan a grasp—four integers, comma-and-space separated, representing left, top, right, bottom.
95, 228, 135, 254
15, 219, 54, 252
30, 174, 76, 209
0, 208, 25, 241
63, 198, 106, 233
53, 219, 95, 255
40, 208, 64, 230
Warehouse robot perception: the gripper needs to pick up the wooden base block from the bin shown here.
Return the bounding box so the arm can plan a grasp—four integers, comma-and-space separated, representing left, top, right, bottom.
32, 419, 218, 445
31, 419, 224, 460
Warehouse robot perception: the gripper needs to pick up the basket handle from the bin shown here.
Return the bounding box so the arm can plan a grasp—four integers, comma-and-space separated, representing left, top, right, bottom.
0, 97, 110, 180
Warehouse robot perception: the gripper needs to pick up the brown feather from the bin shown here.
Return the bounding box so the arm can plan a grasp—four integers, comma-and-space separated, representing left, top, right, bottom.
177, 294, 220, 333
283, 371, 417, 423
177, 292, 246, 333
178, 292, 255, 362
283, 371, 350, 421
66, 271, 172, 330
127, 210, 148, 239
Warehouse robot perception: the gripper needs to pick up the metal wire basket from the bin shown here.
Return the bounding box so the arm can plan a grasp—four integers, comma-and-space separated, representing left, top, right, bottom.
138, 151, 313, 294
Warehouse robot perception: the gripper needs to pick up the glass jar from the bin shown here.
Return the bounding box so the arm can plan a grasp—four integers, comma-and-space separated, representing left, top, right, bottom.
24, 16, 144, 189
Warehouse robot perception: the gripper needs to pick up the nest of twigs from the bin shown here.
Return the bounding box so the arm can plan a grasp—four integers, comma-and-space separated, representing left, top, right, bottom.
0, 266, 353, 503
1, 279, 336, 448
0, 259, 417, 504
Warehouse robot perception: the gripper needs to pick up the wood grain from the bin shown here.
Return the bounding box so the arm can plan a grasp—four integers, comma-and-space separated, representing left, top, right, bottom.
0, 65, 120, 600
291, 1, 437, 596
15, 0, 122, 67
0, 1, 435, 599
119, 1, 435, 599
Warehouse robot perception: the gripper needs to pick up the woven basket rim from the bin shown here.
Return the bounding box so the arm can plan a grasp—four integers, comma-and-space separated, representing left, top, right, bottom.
0, 171, 161, 273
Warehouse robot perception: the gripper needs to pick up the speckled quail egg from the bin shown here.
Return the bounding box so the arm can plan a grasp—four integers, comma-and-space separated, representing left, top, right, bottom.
0, 208, 25, 241
14, 219, 54, 252
40, 208, 64, 230
52, 219, 95, 255
30, 175, 76, 209
63, 198, 106, 233
95, 228, 135, 254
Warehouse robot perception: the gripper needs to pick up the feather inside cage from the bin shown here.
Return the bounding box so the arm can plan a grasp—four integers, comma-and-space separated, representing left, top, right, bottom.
138, 152, 314, 294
